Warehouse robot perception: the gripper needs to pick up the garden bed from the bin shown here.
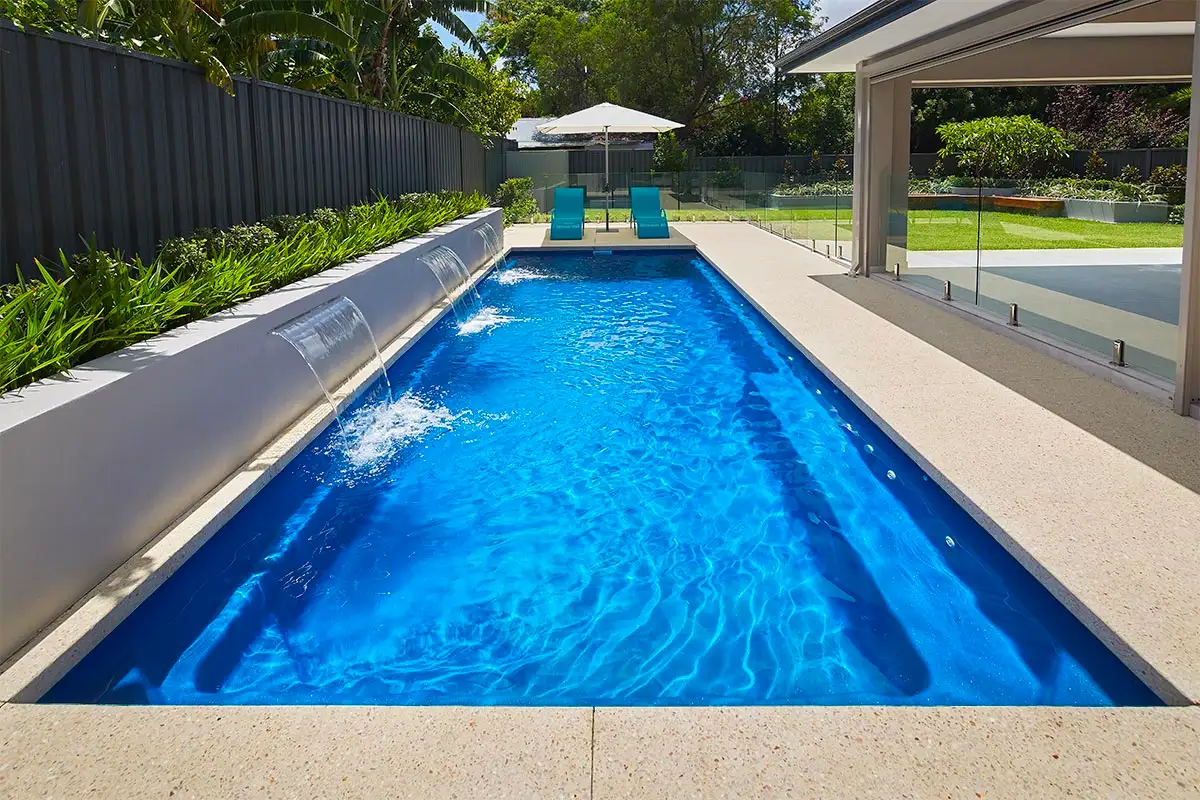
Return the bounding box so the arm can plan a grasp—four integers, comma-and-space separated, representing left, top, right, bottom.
0, 207, 502, 662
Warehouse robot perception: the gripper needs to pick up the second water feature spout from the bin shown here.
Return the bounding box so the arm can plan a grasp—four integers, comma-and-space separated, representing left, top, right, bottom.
272, 296, 392, 433
474, 222, 502, 263
419, 246, 482, 323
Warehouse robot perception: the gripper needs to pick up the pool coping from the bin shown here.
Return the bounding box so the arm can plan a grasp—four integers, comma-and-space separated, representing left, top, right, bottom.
4, 224, 1198, 798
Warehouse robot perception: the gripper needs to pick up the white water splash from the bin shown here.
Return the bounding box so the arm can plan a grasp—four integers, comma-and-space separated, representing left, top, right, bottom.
496, 268, 555, 285
457, 306, 521, 336
339, 392, 460, 469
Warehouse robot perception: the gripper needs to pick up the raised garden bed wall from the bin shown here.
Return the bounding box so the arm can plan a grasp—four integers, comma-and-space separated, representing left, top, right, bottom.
906, 194, 1167, 223
1063, 198, 1170, 223
0, 208, 502, 662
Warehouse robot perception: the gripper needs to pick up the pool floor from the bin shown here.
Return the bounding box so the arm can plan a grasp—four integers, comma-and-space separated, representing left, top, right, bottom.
45, 250, 1158, 706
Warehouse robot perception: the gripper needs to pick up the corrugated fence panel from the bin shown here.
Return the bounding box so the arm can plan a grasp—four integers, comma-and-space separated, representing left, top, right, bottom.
461, 132, 487, 194
0, 23, 492, 281
568, 149, 653, 175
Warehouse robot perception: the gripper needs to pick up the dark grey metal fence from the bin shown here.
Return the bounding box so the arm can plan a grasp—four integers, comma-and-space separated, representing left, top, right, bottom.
0, 22, 498, 282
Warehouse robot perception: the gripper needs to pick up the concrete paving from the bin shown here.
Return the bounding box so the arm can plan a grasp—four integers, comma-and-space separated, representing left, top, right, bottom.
3, 222, 1199, 799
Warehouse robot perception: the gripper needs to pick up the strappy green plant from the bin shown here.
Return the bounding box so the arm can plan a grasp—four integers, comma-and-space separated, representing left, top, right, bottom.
0, 192, 486, 394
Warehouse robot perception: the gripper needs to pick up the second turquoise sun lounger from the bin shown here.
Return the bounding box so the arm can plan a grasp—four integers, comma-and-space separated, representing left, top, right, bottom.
550, 187, 585, 240
630, 187, 669, 239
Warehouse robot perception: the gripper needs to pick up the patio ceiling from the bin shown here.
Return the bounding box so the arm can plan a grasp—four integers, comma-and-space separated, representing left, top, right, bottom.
779, 0, 1196, 85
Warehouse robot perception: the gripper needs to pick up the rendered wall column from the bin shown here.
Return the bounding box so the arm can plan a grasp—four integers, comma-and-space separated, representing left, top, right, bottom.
1174, 7, 1200, 415
852, 72, 911, 277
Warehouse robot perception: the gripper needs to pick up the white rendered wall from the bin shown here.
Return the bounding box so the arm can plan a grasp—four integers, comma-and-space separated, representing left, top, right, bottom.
0, 208, 502, 660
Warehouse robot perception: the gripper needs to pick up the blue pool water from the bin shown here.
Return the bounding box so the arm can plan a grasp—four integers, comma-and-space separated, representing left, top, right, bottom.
46, 250, 1157, 706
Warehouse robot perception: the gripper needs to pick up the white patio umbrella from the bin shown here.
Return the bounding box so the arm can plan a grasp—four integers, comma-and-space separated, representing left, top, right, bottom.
536, 103, 683, 232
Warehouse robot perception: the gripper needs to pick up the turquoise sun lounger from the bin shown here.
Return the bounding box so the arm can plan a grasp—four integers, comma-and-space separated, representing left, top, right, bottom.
630, 187, 670, 239
550, 187, 585, 240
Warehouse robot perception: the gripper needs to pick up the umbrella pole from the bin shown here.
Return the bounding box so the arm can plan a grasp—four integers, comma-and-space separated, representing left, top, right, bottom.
604, 127, 611, 233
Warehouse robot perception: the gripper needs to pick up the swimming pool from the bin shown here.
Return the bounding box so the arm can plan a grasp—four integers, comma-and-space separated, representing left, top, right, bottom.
45, 249, 1158, 706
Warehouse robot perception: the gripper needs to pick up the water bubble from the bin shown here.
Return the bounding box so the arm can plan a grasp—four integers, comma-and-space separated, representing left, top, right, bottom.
815, 389, 822, 395
457, 306, 520, 336
339, 392, 459, 471
945, 536, 956, 548
864, 444, 874, 453
497, 267, 555, 285
886, 470, 896, 480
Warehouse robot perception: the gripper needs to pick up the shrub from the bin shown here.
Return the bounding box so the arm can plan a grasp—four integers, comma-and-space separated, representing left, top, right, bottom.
0, 192, 487, 394
771, 179, 853, 196
308, 207, 341, 229
1118, 164, 1143, 184
1150, 163, 1186, 187
1084, 151, 1107, 179
157, 237, 208, 277
262, 214, 307, 238
1169, 204, 1186, 224
936, 115, 1069, 179
651, 131, 689, 173
490, 178, 537, 225
941, 176, 1022, 189
1150, 163, 1187, 205
806, 150, 823, 176
216, 223, 277, 255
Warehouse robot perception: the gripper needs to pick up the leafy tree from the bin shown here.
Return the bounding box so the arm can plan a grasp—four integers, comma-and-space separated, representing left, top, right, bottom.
490, 0, 815, 125
786, 72, 853, 154
1047, 85, 1187, 150
423, 47, 527, 137
910, 87, 1053, 152
936, 115, 1069, 179
0, 0, 500, 124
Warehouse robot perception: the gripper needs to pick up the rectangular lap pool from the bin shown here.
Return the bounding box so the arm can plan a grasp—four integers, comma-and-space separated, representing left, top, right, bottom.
45, 249, 1158, 706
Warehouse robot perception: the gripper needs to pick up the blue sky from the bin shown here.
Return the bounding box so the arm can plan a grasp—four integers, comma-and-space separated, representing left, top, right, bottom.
434, 2, 867, 49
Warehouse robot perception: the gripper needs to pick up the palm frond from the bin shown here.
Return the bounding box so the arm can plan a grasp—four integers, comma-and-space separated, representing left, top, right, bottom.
223, 10, 356, 51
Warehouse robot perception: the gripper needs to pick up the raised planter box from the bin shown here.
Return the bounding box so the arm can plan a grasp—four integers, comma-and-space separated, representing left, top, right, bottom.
1063, 198, 1170, 223
0, 208, 502, 662
767, 193, 851, 210
909, 194, 1065, 217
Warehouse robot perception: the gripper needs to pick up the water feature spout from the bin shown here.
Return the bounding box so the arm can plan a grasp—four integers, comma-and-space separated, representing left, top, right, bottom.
419, 246, 482, 323
272, 296, 392, 432
474, 222, 502, 263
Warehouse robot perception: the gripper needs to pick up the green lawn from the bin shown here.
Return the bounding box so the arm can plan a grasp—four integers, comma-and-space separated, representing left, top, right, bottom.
905, 210, 1183, 250
524, 208, 1184, 250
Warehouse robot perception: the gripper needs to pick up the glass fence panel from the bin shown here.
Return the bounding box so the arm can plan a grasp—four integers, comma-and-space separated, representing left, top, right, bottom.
975, 178, 1182, 382
512, 167, 865, 261
901, 175, 982, 301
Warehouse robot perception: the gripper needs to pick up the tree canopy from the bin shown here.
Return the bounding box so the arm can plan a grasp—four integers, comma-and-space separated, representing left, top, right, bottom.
1, 0, 523, 137
482, 0, 817, 126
